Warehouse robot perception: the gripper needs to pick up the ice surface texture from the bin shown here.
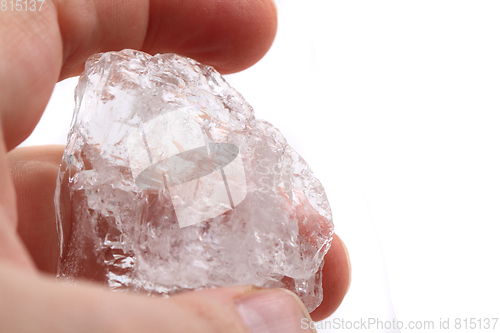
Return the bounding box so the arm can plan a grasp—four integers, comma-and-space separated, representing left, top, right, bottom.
55, 49, 334, 312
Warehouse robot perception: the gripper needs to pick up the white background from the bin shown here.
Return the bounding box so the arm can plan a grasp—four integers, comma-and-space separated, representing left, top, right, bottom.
21, 1, 500, 332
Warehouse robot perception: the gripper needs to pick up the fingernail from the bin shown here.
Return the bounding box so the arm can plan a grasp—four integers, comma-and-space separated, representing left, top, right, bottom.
235, 289, 316, 333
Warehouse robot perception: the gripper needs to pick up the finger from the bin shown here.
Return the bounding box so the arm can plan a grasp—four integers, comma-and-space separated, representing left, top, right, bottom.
0, 264, 315, 333
310, 234, 351, 321
62, 0, 278, 78
0, 135, 35, 271
9, 145, 351, 319
0, 0, 277, 150
7, 145, 63, 273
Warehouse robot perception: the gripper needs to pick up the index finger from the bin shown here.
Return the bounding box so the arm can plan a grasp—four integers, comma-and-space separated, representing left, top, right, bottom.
0, 0, 277, 149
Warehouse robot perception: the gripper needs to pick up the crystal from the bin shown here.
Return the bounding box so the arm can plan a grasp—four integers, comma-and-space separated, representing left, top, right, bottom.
55, 49, 334, 312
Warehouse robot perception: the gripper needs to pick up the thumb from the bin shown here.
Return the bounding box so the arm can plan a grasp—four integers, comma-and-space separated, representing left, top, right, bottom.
0, 263, 316, 333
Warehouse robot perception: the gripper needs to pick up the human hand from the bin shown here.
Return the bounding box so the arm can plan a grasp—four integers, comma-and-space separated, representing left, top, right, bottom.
0, 1, 350, 331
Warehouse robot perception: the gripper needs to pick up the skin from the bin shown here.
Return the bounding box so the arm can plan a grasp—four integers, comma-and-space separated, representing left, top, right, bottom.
0, 0, 351, 330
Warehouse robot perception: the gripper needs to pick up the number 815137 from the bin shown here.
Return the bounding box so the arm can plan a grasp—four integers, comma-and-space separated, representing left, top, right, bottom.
1, 0, 44, 11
